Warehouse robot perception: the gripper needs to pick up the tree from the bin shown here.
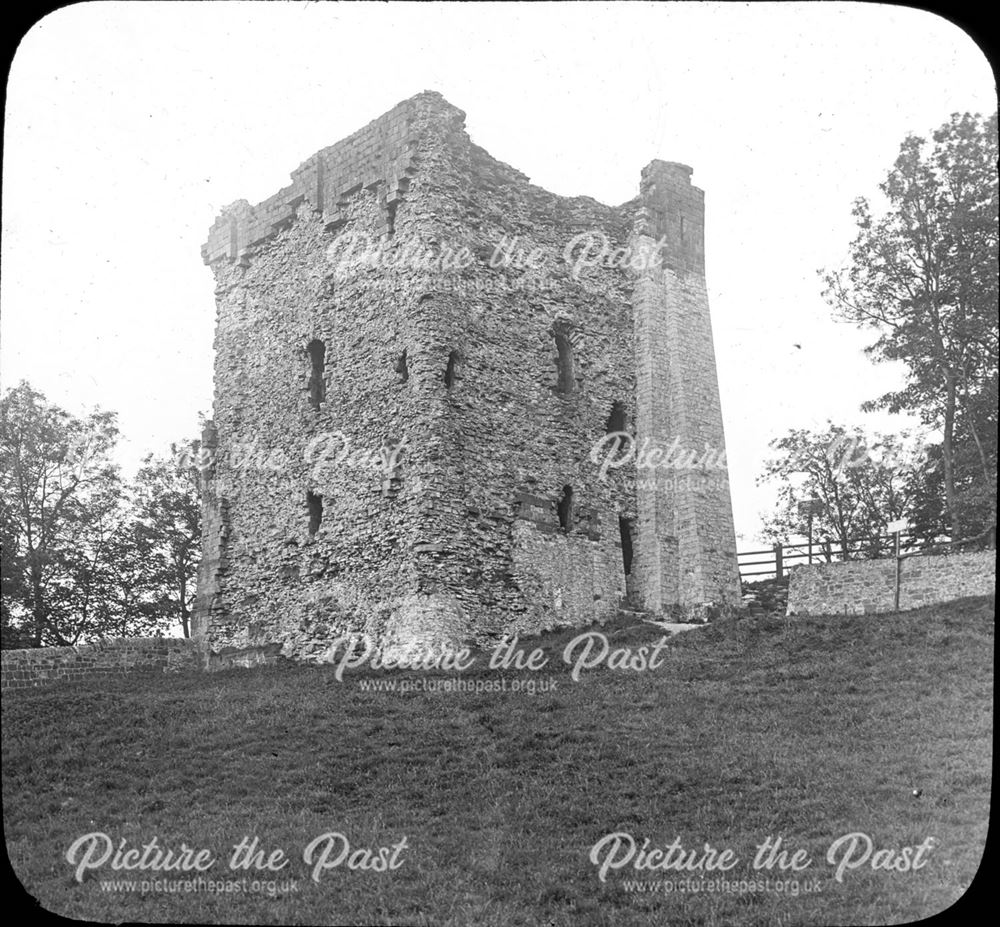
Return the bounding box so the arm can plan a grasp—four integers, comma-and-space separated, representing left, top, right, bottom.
822, 112, 999, 539
758, 424, 923, 559
1, 382, 125, 645
1, 501, 31, 648
130, 447, 202, 638
2, 383, 203, 646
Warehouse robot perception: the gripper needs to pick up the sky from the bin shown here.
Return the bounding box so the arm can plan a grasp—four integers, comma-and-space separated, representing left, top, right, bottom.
2, 1, 995, 546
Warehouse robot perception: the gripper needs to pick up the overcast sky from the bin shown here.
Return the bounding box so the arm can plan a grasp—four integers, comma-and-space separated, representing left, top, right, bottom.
2, 2, 994, 545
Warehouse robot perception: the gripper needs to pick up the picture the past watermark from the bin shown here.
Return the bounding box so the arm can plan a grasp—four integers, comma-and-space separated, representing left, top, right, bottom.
66, 833, 409, 886
66, 829, 939, 896
589, 831, 939, 892
317, 631, 672, 683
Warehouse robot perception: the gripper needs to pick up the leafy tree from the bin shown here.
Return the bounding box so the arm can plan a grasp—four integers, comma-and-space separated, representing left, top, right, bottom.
130, 447, 202, 638
758, 424, 923, 559
1, 382, 124, 645
907, 437, 998, 548
2, 383, 203, 646
1, 502, 30, 648
822, 112, 999, 539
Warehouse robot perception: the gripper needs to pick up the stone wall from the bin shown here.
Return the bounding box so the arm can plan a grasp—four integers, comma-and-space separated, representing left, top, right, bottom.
194, 90, 742, 660
202, 96, 423, 264
785, 550, 996, 616
1, 638, 204, 692
630, 160, 741, 615
510, 518, 623, 634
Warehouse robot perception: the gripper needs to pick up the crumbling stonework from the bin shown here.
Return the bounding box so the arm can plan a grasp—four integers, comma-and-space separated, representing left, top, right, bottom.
194, 91, 740, 660
785, 550, 996, 616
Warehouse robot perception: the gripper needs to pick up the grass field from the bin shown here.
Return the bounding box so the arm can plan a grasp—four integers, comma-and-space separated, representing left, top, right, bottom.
3, 596, 992, 926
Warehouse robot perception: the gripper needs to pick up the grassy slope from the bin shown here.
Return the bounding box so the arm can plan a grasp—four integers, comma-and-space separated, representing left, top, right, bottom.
2, 597, 993, 926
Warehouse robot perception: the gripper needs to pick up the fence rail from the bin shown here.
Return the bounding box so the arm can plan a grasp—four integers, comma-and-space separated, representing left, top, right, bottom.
737, 526, 996, 580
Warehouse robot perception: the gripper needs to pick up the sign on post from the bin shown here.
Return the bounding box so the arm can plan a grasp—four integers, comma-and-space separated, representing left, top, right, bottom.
797, 498, 825, 565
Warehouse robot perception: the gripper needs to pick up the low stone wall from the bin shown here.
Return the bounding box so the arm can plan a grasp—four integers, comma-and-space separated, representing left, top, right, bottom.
204, 641, 285, 671
786, 549, 996, 616
510, 519, 623, 634
1, 638, 205, 692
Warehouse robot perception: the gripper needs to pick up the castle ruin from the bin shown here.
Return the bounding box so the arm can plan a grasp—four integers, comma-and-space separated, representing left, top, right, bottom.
193, 91, 740, 659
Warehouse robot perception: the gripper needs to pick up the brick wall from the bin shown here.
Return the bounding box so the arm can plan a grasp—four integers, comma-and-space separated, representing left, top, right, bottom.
1, 638, 205, 692
785, 550, 996, 616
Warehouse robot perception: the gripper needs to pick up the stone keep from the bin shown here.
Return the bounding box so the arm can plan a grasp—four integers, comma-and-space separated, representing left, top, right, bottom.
193, 92, 741, 659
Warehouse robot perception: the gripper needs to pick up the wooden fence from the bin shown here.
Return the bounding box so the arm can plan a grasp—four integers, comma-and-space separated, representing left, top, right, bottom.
737, 532, 982, 580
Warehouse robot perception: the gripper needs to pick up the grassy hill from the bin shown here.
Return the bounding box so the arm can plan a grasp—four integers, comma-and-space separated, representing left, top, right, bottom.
3, 597, 993, 926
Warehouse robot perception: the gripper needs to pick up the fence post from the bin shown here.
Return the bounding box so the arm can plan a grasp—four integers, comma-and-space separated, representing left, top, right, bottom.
774, 543, 783, 579
893, 530, 901, 613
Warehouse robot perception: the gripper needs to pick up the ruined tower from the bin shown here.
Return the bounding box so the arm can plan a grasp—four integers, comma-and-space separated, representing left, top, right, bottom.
193, 92, 740, 660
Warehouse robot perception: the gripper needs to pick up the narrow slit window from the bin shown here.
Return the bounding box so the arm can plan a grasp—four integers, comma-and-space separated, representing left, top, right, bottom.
606, 400, 627, 453
307, 491, 323, 535
444, 350, 459, 389
557, 485, 574, 532
395, 349, 409, 383
619, 517, 634, 576
555, 333, 575, 394
307, 340, 326, 410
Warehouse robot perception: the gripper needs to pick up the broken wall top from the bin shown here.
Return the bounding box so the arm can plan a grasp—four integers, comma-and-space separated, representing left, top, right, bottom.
202, 91, 707, 271
202, 91, 466, 265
